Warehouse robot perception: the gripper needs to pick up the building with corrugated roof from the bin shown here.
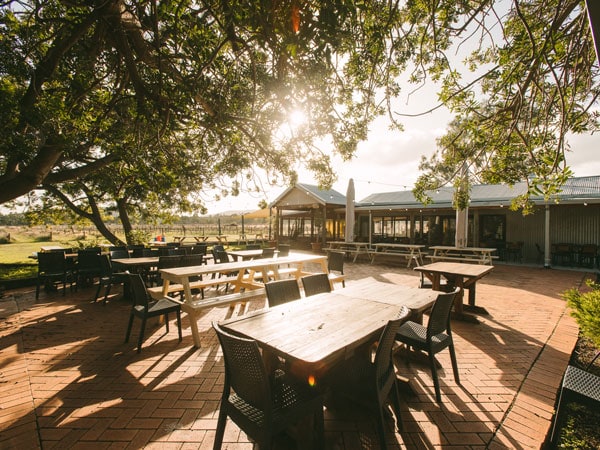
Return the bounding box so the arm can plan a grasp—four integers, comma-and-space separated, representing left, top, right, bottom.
271, 176, 600, 267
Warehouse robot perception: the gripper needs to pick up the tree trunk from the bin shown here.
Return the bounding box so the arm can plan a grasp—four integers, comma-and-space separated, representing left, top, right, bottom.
117, 198, 134, 244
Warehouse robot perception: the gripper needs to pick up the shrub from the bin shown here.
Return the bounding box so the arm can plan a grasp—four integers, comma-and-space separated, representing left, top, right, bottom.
563, 280, 600, 349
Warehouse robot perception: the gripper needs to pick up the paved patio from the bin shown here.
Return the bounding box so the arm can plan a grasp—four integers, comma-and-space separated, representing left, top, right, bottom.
0, 257, 590, 449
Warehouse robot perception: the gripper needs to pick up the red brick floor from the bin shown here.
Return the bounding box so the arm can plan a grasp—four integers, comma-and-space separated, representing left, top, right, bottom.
0, 257, 589, 449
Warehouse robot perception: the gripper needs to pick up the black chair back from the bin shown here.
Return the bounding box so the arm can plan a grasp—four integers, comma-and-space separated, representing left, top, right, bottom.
277, 244, 291, 257
128, 273, 150, 309
213, 322, 271, 411
265, 279, 301, 307
158, 255, 183, 269
427, 289, 458, 340
301, 273, 331, 296
110, 250, 130, 259
190, 244, 208, 255
327, 250, 345, 273
38, 251, 67, 274
213, 250, 230, 264
259, 248, 276, 259
180, 254, 203, 267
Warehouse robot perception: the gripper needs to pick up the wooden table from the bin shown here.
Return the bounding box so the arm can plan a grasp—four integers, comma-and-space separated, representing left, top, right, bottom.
220, 280, 438, 383
371, 243, 426, 267
428, 246, 497, 265
112, 256, 159, 271
414, 262, 494, 322
161, 253, 329, 347
325, 241, 372, 263
227, 249, 275, 261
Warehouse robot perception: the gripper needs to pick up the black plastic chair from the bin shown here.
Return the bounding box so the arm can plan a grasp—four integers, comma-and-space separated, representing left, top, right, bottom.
327, 306, 411, 450
76, 248, 102, 288
327, 250, 346, 288
265, 278, 301, 307
301, 273, 332, 297
277, 244, 291, 257
95, 254, 128, 304
110, 249, 130, 260
259, 247, 276, 259
150, 255, 183, 286
212, 322, 325, 450
35, 251, 75, 299
395, 289, 460, 403
125, 273, 182, 353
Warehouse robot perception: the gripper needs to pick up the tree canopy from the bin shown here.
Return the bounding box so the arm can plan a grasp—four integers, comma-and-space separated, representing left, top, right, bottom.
0, 0, 598, 239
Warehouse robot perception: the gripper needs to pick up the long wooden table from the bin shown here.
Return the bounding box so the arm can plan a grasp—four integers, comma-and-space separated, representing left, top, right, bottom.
428, 246, 497, 265
371, 243, 426, 267
414, 262, 494, 323
220, 280, 438, 383
325, 241, 372, 262
160, 253, 328, 347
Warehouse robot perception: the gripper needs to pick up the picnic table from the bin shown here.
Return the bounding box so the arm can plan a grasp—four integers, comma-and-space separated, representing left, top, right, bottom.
371, 243, 426, 267
160, 253, 329, 347
414, 261, 494, 323
428, 246, 497, 265
324, 241, 372, 263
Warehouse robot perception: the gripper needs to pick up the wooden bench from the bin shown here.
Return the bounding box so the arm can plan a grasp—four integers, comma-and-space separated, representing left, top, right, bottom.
179, 287, 266, 312
147, 275, 240, 299
180, 287, 267, 348
372, 250, 421, 266
427, 255, 498, 265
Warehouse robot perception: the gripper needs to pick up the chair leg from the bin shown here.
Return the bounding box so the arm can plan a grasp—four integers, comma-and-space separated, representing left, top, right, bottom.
103, 283, 112, 305
36, 278, 41, 300
429, 352, 442, 403
94, 282, 102, 302
176, 310, 182, 342
391, 381, 403, 431
164, 313, 170, 333
125, 314, 135, 343
314, 406, 325, 450
449, 344, 460, 384
137, 317, 147, 353
213, 408, 227, 450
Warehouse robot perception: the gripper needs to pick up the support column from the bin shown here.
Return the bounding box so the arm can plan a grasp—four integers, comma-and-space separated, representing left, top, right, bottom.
544, 204, 552, 268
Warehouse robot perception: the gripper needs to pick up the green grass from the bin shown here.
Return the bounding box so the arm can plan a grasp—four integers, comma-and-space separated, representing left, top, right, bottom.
0, 231, 93, 280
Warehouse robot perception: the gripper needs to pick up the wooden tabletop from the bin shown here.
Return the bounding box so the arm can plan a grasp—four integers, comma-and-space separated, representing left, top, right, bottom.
220, 280, 438, 380
111, 256, 159, 267
414, 261, 494, 278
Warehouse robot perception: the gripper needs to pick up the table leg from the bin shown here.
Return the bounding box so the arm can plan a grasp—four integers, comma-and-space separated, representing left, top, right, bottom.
462, 281, 490, 315
449, 277, 479, 323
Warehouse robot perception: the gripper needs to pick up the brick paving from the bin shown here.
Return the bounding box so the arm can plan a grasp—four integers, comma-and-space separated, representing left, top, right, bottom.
0, 256, 590, 449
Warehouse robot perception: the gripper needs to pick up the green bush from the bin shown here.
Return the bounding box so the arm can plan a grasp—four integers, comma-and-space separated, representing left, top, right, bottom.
563, 281, 600, 349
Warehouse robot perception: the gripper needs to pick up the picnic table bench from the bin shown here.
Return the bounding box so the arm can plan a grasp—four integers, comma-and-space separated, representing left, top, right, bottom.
427, 246, 497, 265
324, 241, 373, 263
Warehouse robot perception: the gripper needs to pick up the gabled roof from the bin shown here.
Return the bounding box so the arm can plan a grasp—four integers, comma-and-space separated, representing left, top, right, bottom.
271, 183, 346, 209
356, 175, 600, 211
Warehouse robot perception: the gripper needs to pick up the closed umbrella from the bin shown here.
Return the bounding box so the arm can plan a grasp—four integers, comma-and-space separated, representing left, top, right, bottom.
345, 178, 355, 243
455, 207, 468, 248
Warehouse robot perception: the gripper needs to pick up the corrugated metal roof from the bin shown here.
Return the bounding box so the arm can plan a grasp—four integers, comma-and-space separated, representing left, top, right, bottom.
271, 183, 346, 207
355, 176, 600, 210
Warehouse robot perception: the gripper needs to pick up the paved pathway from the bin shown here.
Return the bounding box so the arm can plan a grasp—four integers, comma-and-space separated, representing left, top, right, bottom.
0, 258, 590, 449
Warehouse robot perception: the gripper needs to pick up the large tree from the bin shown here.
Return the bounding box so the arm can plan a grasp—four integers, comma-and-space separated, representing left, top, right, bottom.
0, 0, 598, 232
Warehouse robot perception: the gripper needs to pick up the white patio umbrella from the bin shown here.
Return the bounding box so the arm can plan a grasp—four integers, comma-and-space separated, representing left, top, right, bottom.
345, 178, 355, 243
455, 163, 469, 248
455, 206, 468, 248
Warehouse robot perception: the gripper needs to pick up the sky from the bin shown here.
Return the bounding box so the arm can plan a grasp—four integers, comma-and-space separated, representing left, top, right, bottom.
202, 103, 600, 216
